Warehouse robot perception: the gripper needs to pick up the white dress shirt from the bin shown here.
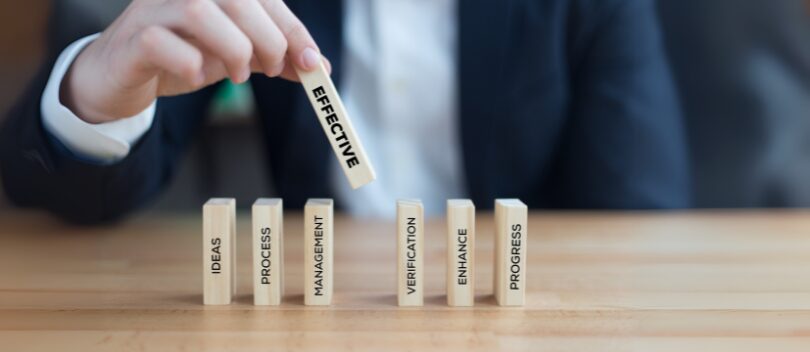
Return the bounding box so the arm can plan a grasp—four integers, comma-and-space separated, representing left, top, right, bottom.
40, 0, 464, 217
41, 33, 156, 162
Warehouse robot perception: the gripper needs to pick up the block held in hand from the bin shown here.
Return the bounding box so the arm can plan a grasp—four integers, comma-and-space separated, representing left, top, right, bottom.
296, 60, 376, 189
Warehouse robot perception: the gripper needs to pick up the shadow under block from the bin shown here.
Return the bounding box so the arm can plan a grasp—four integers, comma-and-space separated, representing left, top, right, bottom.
252, 198, 284, 306
494, 199, 527, 306
397, 200, 424, 306
202, 198, 236, 305
446, 199, 475, 307
304, 199, 334, 306
296, 60, 376, 189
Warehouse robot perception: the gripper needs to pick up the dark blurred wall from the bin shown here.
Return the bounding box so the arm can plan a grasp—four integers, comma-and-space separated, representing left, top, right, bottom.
659, 0, 810, 207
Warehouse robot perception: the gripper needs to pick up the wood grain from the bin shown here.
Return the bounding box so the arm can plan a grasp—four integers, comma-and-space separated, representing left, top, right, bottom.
202, 198, 236, 305
447, 199, 475, 307
303, 199, 334, 306
251, 198, 283, 305
1, 210, 810, 351
397, 199, 424, 306
494, 199, 527, 306
296, 60, 376, 189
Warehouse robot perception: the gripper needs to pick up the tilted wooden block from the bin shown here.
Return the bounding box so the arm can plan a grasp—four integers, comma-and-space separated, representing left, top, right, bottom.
446, 199, 476, 307
202, 198, 236, 305
494, 199, 528, 306
397, 199, 424, 307
252, 198, 284, 306
304, 198, 334, 306
296, 60, 376, 189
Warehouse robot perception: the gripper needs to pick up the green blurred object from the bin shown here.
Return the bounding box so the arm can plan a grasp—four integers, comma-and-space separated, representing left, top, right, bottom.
210, 81, 256, 119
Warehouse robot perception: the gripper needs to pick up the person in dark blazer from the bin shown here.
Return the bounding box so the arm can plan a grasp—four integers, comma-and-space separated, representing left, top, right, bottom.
0, 0, 688, 224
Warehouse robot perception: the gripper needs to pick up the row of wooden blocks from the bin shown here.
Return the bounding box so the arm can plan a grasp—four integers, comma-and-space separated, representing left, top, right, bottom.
202, 198, 527, 307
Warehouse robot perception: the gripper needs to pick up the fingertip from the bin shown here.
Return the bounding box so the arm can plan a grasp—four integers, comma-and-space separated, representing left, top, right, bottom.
233, 66, 251, 84
300, 47, 320, 71
192, 71, 206, 87
323, 57, 332, 75
277, 63, 301, 82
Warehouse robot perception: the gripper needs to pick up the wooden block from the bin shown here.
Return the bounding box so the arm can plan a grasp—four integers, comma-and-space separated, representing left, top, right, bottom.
296, 60, 376, 189
252, 198, 284, 306
229, 200, 237, 297
494, 199, 528, 306
304, 198, 334, 306
202, 198, 236, 305
446, 199, 475, 307
397, 199, 424, 306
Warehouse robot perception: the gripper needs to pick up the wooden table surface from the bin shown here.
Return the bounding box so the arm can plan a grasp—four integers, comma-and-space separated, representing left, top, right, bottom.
1, 210, 810, 351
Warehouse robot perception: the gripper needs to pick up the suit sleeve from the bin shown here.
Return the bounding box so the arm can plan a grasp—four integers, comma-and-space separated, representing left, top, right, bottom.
552, 0, 690, 209
0, 36, 218, 224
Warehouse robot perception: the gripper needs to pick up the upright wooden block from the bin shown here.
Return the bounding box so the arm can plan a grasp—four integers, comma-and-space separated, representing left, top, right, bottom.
397, 199, 424, 306
304, 198, 334, 306
494, 199, 528, 306
202, 198, 236, 305
446, 199, 475, 307
296, 60, 376, 189
252, 198, 284, 306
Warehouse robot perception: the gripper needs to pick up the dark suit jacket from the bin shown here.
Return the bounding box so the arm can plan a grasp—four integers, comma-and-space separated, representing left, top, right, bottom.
0, 0, 689, 224
659, 0, 810, 207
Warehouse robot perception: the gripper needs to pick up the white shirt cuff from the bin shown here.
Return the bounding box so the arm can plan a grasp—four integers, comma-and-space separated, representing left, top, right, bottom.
40, 33, 156, 163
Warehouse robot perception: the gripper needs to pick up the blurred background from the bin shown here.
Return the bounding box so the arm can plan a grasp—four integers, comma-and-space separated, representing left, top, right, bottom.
1, 0, 810, 211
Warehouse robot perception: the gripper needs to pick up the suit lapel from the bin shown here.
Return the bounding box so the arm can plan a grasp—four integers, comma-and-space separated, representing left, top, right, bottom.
282, 0, 345, 202
459, 0, 513, 202
291, 0, 344, 84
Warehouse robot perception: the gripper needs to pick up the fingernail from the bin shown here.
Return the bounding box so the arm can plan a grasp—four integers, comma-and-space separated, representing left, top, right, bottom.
267, 62, 285, 77
302, 47, 320, 71
194, 72, 206, 86
323, 57, 332, 75
236, 67, 251, 83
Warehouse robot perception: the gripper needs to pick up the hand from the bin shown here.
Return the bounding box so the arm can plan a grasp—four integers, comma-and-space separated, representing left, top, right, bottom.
61, 0, 330, 124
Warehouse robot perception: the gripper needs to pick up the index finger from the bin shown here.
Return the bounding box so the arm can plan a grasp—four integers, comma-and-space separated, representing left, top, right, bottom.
261, 0, 323, 72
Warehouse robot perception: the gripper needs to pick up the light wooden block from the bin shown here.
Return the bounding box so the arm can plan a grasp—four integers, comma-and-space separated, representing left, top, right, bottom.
494, 199, 528, 306
202, 198, 236, 305
397, 199, 424, 307
304, 198, 334, 306
296, 60, 376, 189
446, 199, 475, 307
252, 198, 284, 306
